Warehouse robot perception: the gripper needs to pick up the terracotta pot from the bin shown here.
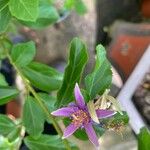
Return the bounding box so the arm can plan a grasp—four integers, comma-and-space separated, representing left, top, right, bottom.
141, 0, 150, 18
6, 100, 21, 118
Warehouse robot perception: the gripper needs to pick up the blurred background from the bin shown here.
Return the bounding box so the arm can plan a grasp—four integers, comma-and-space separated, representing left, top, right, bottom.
0, 0, 150, 149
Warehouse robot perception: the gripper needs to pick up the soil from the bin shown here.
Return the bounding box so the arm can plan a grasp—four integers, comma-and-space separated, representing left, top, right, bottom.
132, 69, 150, 125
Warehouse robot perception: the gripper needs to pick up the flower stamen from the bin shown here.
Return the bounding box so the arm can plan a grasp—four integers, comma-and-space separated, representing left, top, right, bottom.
71, 109, 90, 127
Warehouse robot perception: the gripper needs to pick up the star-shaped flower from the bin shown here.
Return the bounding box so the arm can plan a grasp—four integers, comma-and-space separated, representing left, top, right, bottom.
51, 83, 115, 148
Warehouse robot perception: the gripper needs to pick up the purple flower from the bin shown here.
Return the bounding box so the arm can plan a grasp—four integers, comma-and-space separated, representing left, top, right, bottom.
51, 83, 115, 148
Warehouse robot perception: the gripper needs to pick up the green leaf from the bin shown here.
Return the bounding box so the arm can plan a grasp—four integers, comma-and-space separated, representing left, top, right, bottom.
138, 127, 150, 150
64, 0, 75, 9
21, 4, 59, 29
74, 0, 87, 15
7, 126, 21, 142
22, 62, 63, 92
0, 114, 16, 136
22, 96, 45, 137
0, 136, 13, 150
0, 39, 12, 60
56, 37, 88, 107
0, 86, 19, 105
9, 0, 39, 21
111, 112, 129, 125
64, 0, 87, 14
38, 93, 56, 123
24, 134, 78, 150
39, 0, 54, 5
38, 93, 56, 112
0, 1, 11, 33
0, 0, 9, 10
85, 44, 112, 100
94, 126, 105, 137
0, 74, 8, 86
11, 41, 36, 67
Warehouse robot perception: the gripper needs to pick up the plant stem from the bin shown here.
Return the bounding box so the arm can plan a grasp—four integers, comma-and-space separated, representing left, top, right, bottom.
3, 43, 71, 150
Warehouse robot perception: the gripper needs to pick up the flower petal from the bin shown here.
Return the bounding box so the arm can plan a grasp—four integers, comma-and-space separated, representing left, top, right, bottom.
51, 107, 75, 117
84, 123, 99, 148
62, 123, 79, 139
96, 109, 116, 119
74, 83, 85, 108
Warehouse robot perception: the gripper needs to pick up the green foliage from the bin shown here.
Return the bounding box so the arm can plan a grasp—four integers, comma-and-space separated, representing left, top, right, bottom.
0, 86, 19, 105
0, 114, 16, 136
138, 127, 150, 150
94, 126, 105, 137
85, 44, 112, 100
22, 96, 45, 138
38, 93, 57, 123
56, 37, 88, 107
24, 135, 78, 150
9, 0, 39, 21
99, 111, 129, 132
111, 112, 129, 125
0, 136, 15, 150
64, 0, 87, 14
0, 39, 12, 60
22, 62, 63, 92
94, 112, 129, 137
74, 0, 87, 14
0, 73, 8, 86
21, 4, 59, 29
38, 93, 56, 112
7, 127, 21, 142
0, 0, 87, 33
11, 41, 36, 67
0, 0, 11, 33
0, 32, 123, 149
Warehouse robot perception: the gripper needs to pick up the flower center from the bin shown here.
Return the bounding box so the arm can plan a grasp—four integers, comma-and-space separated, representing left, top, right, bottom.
71, 109, 90, 127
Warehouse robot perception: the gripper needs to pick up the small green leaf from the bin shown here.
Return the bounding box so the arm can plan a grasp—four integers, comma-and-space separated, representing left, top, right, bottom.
111, 112, 129, 125
64, 0, 75, 9
64, 0, 87, 14
9, 0, 39, 21
0, 39, 12, 60
21, 4, 59, 29
38, 93, 56, 123
138, 127, 150, 150
0, 3, 11, 33
56, 38, 88, 107
0, 114, 16, 136
24, 134, 78, 150
0, 86, 19, 105
22, 96, 45, 137
94, 126, 105, 137
22, 62, 63, 92
85, 44, 112, 100
11, 41, 36, 67
0, 74, 8, 86
74, 0, 87, 15
38, 93, 56, 112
